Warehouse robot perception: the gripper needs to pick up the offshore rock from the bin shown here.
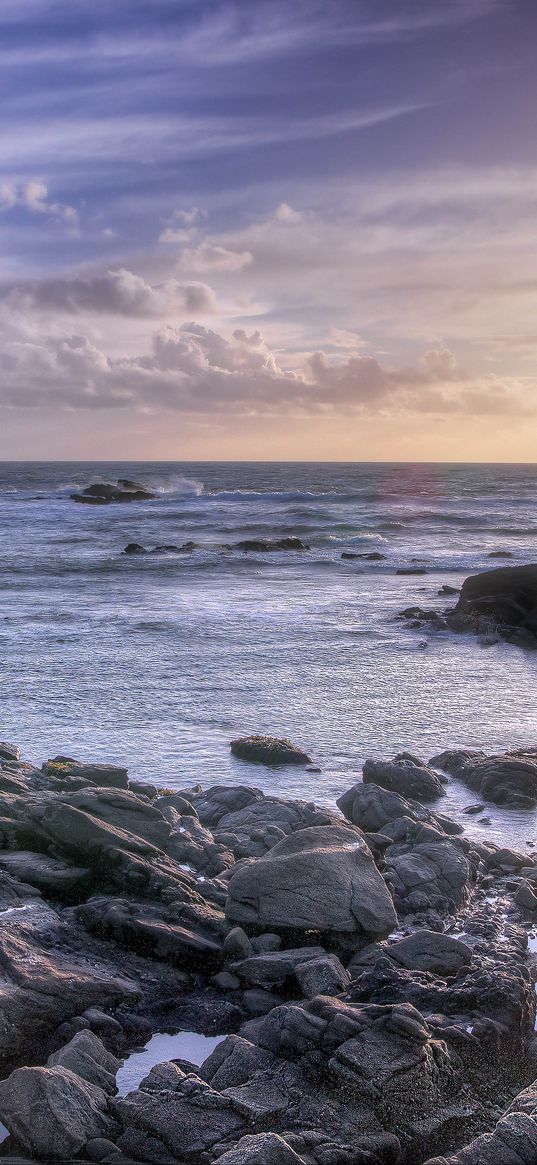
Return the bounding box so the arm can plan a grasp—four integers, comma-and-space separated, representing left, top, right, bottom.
230, 737, 313, 766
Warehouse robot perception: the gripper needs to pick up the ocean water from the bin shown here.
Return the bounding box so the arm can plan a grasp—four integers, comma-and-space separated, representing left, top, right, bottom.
1, 461, 536, 846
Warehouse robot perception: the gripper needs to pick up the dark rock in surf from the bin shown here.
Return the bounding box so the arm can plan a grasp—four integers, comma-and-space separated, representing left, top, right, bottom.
124, 542, 147, 555
488, 550, 513, 557
71, 480, 156, 504
453, 563, 537, 648
341, 551, 386, 560
235, 538, 309, 552
230, 736, 312, 766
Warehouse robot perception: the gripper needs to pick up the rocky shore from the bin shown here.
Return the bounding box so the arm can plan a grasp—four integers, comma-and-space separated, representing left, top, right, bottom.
0, 738, 535, 1164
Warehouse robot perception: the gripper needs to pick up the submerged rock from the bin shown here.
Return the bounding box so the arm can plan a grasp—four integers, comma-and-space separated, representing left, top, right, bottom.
444, 751, 537, 809
235, 537, 309, 552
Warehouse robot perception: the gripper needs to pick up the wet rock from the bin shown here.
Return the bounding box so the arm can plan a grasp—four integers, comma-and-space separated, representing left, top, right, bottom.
226, 823, 397, 937
363, 758, 446, 802
230, 736, 313, 766
514, 880, 537, 911
0, 1065, 114, 1159
452, 751, 537, 808
124, 543, 147, 555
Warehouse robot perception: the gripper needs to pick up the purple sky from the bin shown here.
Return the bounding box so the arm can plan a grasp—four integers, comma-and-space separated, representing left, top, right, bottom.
1, 0, 537, 459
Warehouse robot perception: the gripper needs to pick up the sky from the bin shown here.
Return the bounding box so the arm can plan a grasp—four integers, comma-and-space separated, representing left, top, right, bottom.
1, 0, 537, 461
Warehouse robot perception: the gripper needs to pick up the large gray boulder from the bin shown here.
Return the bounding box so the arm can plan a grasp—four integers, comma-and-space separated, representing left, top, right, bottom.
0, 1065, 114, 1159
454, 563, 537, 648
114, 1068, 246, 1160
226, 823, 397, 936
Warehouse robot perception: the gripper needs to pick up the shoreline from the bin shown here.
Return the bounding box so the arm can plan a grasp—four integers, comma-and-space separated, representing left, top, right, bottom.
0, 741, 535, 1162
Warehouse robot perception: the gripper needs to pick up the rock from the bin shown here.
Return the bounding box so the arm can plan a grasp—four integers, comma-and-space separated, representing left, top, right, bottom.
44, 757, 129, 789
231, 946, 327, 988
114, 1069, 246, 1161
226, 823, 397, 936
387, 839, 473, 914
0, 741, 20, 762
488, 550, 514, 557
397, 567, 428, 574
224, 926, 254, 960
455, 752, 537, 808
47, 1029, 121, 1094
0, 1065, 114, 1159
295, 953, 351, 998
341, 551, 386, 560
124, 543, 146, 554
235, 538, 309, 552
57, 786, 172, 848
363, 758, 446, 802
0, 900, 137, 1071
337, 781, 462, 837
230, 736, 312, 766
388, 930, 472, 975
515, 880, 537, 911
454, 563, 537, 647
71, 481, 156, 504
0, 850, 91, 896
77, 896, 223, 970
216, 1132, 306, 1165
438, 585, 459, 595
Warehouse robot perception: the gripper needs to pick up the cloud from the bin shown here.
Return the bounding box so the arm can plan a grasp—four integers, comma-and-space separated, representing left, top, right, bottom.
2, 268, 216, 317
0, 319, 531, 420
177, 243, 254, 272
0, 180, 78, 226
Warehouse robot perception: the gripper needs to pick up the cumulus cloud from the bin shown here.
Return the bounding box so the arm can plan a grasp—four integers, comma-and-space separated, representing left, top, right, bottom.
0, 319, 532, 419
0, 180, 77, 226
2, 268, 216, 317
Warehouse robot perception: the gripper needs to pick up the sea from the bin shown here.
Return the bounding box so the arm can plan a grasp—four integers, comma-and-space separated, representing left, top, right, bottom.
1, 461, 536, 848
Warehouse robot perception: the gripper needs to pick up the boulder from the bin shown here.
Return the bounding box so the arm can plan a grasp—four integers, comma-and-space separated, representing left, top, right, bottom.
388, 930, 472, 976
337, 781, 462, 837
0, 850, 91, 896
341, 551, 386, 560
387, 840, 473, 914
47, 1029, 120, 1094
235, 538, 309, 552
454, 563, 537, 647
295, 953, 351, 998
230, 736, 312, 766
114, 1069, 246, 1161
450, 751, 537, 808
0, 1065, 114, 1159
71, 480, 156, 504
226, 823, 397, 936
216, 1133, 306, 1165
231, 947, 327, 989
363, 758, 446, 802
44, 757, 129, 789
58, 786, 172, 848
